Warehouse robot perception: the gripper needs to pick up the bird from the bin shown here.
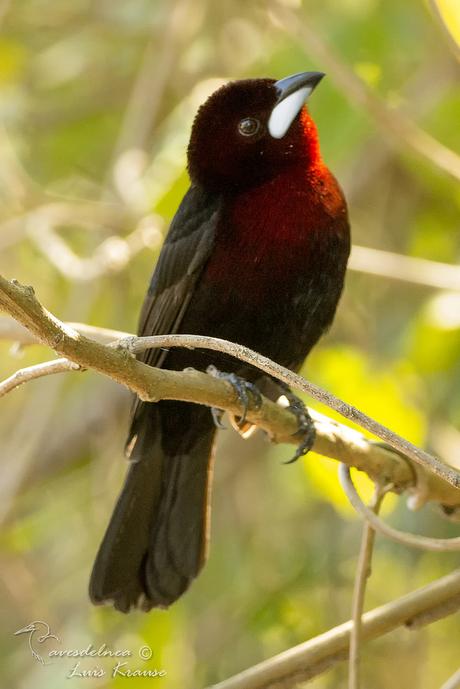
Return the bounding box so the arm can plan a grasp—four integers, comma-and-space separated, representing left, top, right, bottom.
89, 71, 351, 612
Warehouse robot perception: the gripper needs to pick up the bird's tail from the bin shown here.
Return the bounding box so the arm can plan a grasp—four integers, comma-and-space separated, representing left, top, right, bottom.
89, 402, 216, 612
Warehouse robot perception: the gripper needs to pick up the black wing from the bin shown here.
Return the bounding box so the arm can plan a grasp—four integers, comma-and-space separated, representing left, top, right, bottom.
137, 184, 221, 365
127, 185, 221, 441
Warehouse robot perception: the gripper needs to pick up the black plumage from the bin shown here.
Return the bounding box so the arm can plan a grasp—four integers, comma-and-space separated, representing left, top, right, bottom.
89, 74, 350, 612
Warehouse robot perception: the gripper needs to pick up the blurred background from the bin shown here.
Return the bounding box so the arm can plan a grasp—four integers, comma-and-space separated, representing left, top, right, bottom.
0, 0, 459, 687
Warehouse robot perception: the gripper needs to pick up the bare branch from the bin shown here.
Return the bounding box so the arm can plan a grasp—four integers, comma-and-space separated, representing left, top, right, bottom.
339, 465, 460, 551
348, 485, 387, 689
0, 358, 80, 398
206, 570, 460, 689
0, 276, 460, 502
125, 333, 460, 490
0, 316, 129, 345
0, 358, 420, 505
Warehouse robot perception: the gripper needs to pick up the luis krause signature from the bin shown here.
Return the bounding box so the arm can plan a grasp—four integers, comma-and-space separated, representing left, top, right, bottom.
14, 620, 167, 679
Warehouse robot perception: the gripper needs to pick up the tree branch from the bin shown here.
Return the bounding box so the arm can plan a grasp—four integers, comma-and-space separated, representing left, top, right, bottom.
205, 569, 460, 689
0, 358, 80, 397
0, 316, 129, 345
339, 465, 460, 551
348, 485, 387, 689
1, 276, 460, 508
125, 333, 460, 489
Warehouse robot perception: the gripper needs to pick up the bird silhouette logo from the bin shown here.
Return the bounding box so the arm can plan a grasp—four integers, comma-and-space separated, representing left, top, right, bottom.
14, 620, 60, 664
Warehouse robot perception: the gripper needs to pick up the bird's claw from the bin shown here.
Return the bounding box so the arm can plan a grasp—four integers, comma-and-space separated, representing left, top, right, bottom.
207, 366, 262, 428
211, 406, 227, 430
282, 392, 316, 464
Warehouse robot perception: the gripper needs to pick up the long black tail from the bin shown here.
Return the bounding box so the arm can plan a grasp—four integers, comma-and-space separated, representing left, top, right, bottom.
89, 402, 216, 612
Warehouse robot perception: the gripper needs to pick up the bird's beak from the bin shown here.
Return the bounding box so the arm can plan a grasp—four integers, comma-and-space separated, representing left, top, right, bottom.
268, 71, 325, 139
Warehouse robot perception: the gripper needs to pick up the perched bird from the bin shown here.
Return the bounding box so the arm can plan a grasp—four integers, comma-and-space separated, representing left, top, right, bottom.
90, 71, 350, 612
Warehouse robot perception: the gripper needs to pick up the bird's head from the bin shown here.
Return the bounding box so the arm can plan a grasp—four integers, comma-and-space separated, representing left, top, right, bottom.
187, 71, 325, 192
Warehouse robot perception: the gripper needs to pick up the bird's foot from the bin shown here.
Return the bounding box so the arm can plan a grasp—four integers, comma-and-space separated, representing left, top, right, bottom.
211, 406, 227, 430
281, 389, 316, 464
206, 366, 262, 429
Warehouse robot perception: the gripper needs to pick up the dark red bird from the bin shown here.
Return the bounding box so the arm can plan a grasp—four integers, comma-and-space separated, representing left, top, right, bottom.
90, 72, 350, 612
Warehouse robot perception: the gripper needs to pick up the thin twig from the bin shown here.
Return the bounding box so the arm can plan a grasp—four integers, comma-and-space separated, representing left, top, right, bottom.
0, 316, 130, 345
349, 484, 387, 689
206, 570, 460, 689
0, 358, 80, 398
339, 465, 460, 551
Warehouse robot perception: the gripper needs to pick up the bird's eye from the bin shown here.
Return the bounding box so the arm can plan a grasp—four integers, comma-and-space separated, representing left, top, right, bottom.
238, 117, 260, 137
